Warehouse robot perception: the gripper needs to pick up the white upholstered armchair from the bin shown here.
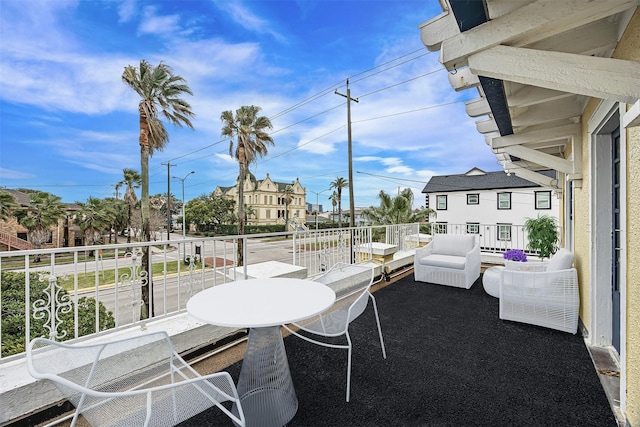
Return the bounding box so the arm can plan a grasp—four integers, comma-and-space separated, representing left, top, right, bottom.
413, 234, 481, 289
499, 249, 579, 334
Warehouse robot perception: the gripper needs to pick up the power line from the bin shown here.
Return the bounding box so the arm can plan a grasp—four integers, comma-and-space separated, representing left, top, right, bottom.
151, 48, 442, 170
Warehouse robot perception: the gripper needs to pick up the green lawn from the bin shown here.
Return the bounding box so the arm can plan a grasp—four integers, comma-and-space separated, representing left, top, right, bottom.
50, 260, 205, 291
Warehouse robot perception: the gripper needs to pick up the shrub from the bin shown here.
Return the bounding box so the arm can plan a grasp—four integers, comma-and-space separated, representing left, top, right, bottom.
1, 271, 115, 357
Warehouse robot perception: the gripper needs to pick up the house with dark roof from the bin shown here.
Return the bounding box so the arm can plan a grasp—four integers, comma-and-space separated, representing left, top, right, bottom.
422, 167, 559, 242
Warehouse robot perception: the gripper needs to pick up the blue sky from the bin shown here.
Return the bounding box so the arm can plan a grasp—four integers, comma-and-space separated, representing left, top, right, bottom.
0, 0, 498, 210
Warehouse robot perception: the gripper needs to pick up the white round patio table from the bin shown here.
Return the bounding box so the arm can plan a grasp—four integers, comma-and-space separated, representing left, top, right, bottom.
187, 278, 336, 427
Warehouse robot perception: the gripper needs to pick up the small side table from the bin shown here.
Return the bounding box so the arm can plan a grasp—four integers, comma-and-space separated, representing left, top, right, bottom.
357, 243, 398, 264
482, 266, 504, 298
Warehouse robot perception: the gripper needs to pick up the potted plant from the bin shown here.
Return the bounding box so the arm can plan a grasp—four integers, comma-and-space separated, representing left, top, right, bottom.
503, 249, 527, 270
524, 214, 558, 259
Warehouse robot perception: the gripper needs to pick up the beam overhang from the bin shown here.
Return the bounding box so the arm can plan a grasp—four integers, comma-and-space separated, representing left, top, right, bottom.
468, 45, 640, 104
503, 162, 561, 192
439, 0, 636, 71
490, 123, 581, 149
498, 145, 574, 174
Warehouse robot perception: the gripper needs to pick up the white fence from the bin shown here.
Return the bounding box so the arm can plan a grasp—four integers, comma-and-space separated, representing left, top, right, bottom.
0, 221, 546, 362
0, 223, 421, 362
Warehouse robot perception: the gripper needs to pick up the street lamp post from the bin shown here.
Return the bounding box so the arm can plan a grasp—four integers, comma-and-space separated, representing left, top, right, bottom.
307, 188, 331, 231
307, 188, 331, 272
172, 171, 195, 240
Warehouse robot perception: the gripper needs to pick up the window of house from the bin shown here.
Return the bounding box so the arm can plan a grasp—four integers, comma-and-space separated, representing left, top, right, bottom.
466, 223, 480, 234
434, 222, 448, 234
467, 194, 479, 205
266, 209, 271, 219
535, 191, 552, 209
436, 195, 447, 210
497, 192, 511, 210
497, 224, 512, 241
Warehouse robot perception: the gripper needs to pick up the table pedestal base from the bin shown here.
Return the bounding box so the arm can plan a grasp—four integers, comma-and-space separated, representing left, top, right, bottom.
233, 326, 297, 427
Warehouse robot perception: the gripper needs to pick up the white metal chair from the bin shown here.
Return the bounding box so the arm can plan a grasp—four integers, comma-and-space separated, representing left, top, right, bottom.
26, 331, 245, 427
282, 262, 386, 402
499, 249, 579, 334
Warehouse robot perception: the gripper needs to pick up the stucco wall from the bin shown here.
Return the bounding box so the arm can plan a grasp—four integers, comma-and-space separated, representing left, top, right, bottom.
618, 9, 640, 426
574, 8, 640, 424
575, 99, 595, 327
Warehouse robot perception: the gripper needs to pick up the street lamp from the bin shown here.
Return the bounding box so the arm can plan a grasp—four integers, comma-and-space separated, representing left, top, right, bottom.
172, 171, 195, 240
307, 188, 331, 231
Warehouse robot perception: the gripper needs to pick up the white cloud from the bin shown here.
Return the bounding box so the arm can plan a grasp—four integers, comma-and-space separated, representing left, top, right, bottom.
138, 6, 182, 36
212, 0, 286, 42
116, 0, 137, 23
0, 168, 36, 180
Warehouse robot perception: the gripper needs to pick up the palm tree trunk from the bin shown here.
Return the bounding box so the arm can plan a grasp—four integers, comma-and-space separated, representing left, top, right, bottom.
237, 165, 246, 266
140, 128, 153, 319
338, 191, 342, 228
127, 204, 132, 244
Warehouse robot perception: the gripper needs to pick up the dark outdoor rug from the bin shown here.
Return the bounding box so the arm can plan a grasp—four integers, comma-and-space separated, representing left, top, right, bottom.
180, 274, 616, 426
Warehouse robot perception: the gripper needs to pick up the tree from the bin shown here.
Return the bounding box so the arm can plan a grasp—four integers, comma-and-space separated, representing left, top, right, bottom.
282, 185, 294, 228
14, 192, 65, 262
75, 197, 114, 247
330, 177, 348, 228
0, 190, 17, 221
362, 188, 434, 225
244, 204, 256, 225
120, 168, 142, 244
185, 192, 236, 231
329, 192, 338, 223
150, 193, 181, 226
221, 105, 274, 266
122, 60, 194, 318
108, 198, 128, 244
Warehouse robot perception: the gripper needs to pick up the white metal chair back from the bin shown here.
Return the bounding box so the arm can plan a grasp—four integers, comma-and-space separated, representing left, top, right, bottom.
27, 331, 245, 427
283, 262, 386, 401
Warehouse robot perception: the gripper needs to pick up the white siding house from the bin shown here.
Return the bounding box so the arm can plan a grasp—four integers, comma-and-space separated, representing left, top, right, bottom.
422, 167, 559, 245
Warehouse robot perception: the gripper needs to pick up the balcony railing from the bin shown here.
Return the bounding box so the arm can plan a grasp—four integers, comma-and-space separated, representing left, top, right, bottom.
0, 221, 546, 364
0, 223, 425, 362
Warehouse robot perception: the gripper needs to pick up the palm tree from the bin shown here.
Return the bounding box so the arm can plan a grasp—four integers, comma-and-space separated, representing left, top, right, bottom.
0, 191, 17, 221
362, 188, 434, 225
109, 199, 128, 244
75, 197, 114, 250
122, 60, 194, 318
14, 192, 66, 262
221, 105, 274, 266
244, 204, 256, 225
330, 177, 348, 228
282, 185, 294, 229
329, 192, 338, 224
120, 168, 142, 244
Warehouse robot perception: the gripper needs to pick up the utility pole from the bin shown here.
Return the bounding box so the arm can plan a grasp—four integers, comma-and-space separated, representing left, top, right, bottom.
335, 79, 358, 228
162, 162, 175, 240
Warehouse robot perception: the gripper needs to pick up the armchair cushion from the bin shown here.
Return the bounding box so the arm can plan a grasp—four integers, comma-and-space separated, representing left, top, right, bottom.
546, 248, 574, 271
431, 234, 475, 257
417, 254, 466, 270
